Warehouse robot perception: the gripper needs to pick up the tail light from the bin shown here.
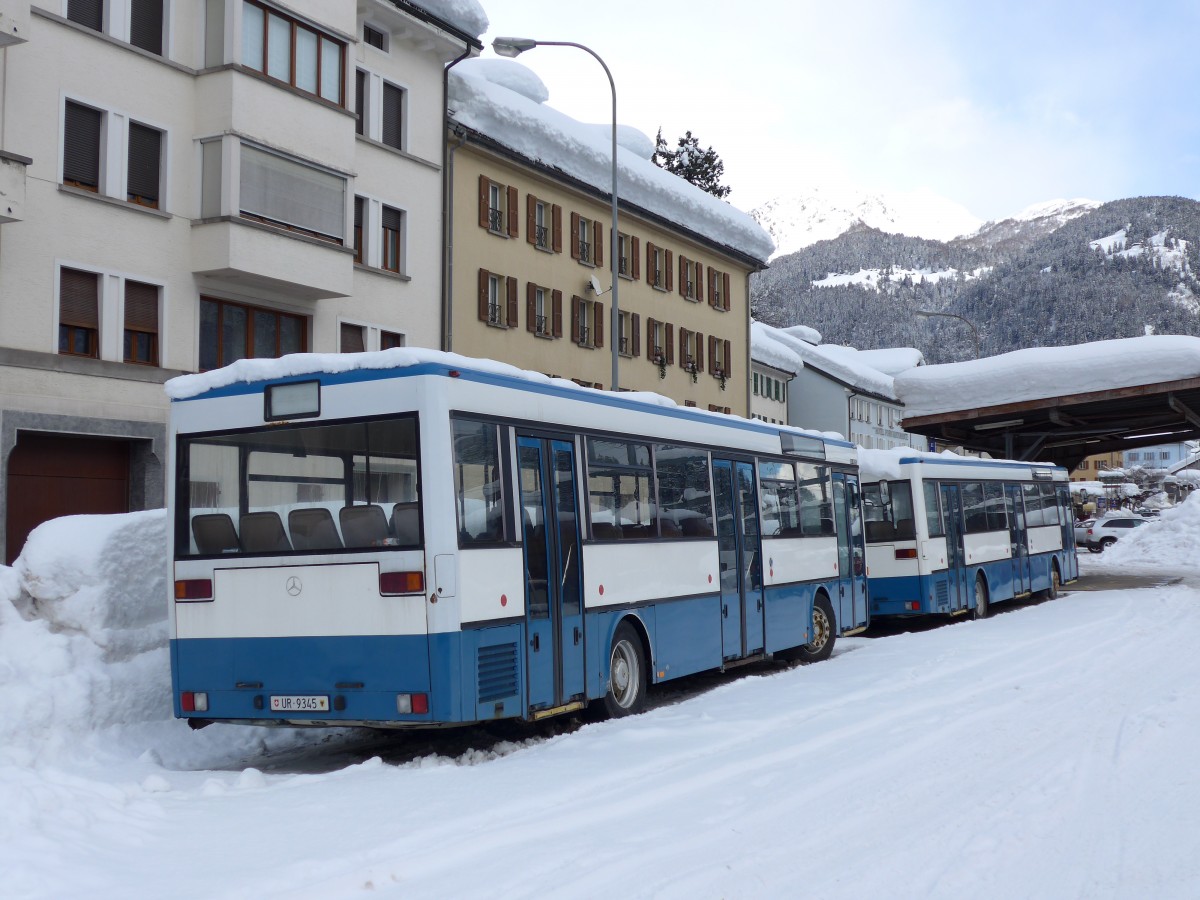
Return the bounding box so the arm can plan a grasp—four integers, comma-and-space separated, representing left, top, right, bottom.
380, 571, 424, 595
181, 691, 209, 712
894, 548, 918, 560
396, 693, 429, 714
175, 579, 213, 600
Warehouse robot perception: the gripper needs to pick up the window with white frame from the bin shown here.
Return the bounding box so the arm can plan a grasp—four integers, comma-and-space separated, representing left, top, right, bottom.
618, 310, 639, 356
381, 205, 404, 273
362, 23, 387, 51
356, 74, 405, 149
241, 0, 344, 104
339, 320, 402, 352
572, 213, 600, 266
63, 100, 165, 210
67, 0, 165, 56
479, 176, 516, 236
572, 296, 603, 348
477, 269, 517, 328
123, 279, 160, 366
58, 267, 100, 358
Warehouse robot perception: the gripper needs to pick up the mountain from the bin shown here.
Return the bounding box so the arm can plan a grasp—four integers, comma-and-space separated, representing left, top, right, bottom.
751, 196, 1200, 364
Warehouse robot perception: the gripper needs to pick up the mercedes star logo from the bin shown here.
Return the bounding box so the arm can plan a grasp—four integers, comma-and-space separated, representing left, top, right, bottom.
285, 576, 303, 596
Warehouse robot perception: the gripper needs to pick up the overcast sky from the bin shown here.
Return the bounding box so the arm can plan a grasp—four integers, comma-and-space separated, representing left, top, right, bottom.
478, 0, 1200, 221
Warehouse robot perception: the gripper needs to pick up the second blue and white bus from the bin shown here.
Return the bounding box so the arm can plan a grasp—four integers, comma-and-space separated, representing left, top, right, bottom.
167, 350, 869, 729
858, 450, 1079, 619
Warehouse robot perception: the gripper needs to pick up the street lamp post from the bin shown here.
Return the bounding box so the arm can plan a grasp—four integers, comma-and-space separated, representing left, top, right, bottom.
492, 36, 620, 391
915, 310, 981, 359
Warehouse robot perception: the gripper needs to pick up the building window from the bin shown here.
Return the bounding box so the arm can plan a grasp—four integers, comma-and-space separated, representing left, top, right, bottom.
199, 297, 307, 371
526, 284, 562, 338
239, 144, 346, 243
381, 82, 404, 150
708, 335, 732, 379
572, 296, 604, 349
525, 194, 562, 251
479, 176, 516, 236
571, 213, 602, 266
380, 330, 404, 349
618, 311, 639, 356
646, 318, 673, 365
67, 0, 103, 30
363, 23, 386, 51
127, 121, 163, 208
708, 267, 731, 311
381, 205, 403, 273
679, 327, 701, 373
129, 0, 164, 55
478, 269, 517, 328
679, 256, 703, 301
58, 267, 100, 358
123, 280, 160, 366
241, 1, 344, 104
353, 196, 366, 263
63, 101, 102, 192
340, 322, 365, 353
753, 372, 760, 395
354, 69, 366, 135
646, 242, 673, 291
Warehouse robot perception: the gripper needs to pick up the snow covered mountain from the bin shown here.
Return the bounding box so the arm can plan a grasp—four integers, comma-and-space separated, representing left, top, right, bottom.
958, 198, 1102, 253
750, 186, 983, 258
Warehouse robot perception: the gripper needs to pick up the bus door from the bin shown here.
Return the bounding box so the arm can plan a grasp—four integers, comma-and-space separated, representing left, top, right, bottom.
938, 483, 970, 612
1056, 485, 1077, 580
517, 435, 585, 712
833, 473, 868, 631
713, 459, 765, 658
1006, 483, 1031, 596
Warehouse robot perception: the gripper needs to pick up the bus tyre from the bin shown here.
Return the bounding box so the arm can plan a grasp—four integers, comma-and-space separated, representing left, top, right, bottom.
601, 622, 647, 719
1044, 563, 1060, 601
792, 595, 836, 664
973, 575, 989, 620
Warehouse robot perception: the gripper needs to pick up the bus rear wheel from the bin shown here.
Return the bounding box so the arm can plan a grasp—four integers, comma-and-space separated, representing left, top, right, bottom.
600, 622, 647, 719
973, 575, 989, 620
1043, 562, 1061, 600
787, 595, 836, 664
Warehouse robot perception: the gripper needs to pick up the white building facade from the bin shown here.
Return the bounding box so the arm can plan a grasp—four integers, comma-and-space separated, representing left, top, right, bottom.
0, 0, 481, 562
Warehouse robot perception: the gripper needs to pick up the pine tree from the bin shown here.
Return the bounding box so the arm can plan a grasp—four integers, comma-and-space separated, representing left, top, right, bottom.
651, 128, 732, 199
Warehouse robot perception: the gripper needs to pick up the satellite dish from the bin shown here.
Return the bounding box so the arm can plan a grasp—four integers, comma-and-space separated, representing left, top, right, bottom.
588, 274, 603, 295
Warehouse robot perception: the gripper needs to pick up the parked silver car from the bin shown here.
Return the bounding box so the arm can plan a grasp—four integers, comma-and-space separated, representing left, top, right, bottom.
1079, 515, 1149, 552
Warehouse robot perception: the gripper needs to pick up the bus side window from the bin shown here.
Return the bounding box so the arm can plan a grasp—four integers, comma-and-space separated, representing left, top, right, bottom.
923, 482, 944, 537
452, 418, 507, 545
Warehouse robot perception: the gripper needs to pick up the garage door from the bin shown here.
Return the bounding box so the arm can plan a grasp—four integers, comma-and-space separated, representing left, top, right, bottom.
5, 433, 130, 564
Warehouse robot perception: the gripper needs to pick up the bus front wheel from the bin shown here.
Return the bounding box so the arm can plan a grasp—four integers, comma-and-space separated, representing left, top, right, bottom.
787, 595, 836, 664
600, 622, 647, 719
973, 575, 989, 620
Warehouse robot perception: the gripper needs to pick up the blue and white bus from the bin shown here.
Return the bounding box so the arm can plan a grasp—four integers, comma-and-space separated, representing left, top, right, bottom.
858, 451, 1078, 619
168, 350, 868, 728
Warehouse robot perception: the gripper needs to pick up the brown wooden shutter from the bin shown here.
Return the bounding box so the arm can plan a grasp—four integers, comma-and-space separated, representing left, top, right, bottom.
478, 175, 490, 228
477, 268, 489, 321
665, 323, 674, 364
631, 313, 640, 357
707, 267, 717, 306
552, 205, 563, 252
526, 195, 537, 245
340, 322, 365, 353
526, 282, 537, 332
63, 101, 102, 190
593, 220, 603, 267
723, 340, 732, 377
665, 250, 674, 292
678, 255, 688, 297
646, 242, 656, 284
678, 327, 688, 368
130, 0, 164, 55
124, 280, 158, 331
382, 83, 404, 149
60, 267, 99, 327
571, 297, 581, 343
552, 290, 563, 337
631, 236, 640, 280
506, 186, 519, 237
593, 302, 604, 348
708, 335, 717, 374
696, 331, 704, 373
723, 273, 731, 311
646, 317, 657, 359
506, 276, 519, 326
570, 212, 580, 259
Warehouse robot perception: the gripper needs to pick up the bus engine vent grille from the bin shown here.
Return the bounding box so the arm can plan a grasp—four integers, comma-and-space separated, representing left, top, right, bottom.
477, 642, 519, 703
935, 581, 949, 606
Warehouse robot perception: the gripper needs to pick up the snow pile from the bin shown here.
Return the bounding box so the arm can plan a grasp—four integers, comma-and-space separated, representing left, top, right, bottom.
406, 0, 487, 39
895, 335, 1200, 419
1094, 493, 1200, 571
449, 59, 773, 261
819, 344, 923, 376
753, 321, 897, 398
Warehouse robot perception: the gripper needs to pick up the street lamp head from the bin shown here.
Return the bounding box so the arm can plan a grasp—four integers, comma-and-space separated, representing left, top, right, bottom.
492, 36, 537, 57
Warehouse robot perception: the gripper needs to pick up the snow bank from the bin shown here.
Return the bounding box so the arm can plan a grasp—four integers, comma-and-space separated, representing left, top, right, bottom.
753, 321, 897, 398
896, 335, 1200, 419
1093, 493, 1200, 571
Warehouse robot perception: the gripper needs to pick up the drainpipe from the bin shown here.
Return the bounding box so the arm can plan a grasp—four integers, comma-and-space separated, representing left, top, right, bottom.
441, 46, 473, 353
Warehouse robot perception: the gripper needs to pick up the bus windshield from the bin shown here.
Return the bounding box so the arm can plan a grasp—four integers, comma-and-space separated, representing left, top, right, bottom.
178, 416, 420, 558
861, 479, 915, 541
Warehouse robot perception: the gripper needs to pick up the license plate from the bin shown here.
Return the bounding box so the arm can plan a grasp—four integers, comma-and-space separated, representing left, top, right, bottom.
270, 695, 330, 712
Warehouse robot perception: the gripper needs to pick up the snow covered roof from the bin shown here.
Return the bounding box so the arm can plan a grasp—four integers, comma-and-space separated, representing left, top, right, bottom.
895, 336, 1200, 420
751, 322, 897, 399
448, 59, 773, 263
397, 0, 487, 40
818, 345, 923, 377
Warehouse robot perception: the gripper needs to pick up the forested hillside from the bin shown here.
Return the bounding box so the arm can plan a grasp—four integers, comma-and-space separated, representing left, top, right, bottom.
751, 196, 1200, 363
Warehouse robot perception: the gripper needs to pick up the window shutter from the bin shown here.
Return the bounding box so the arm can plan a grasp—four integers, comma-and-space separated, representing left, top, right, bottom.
593, 302, 604, 348
340, 322, 365, 353
593, 220, 603, 267
552, 204, 563, 252
723, 273, 731, 311
570, 212, 580, 259
129, 0, 164, 54
631, 313, 640, 357
126, 122, 161, 206
707, 267, 717, 306
526, 194, 537, 245
478, 175, 490, 228
724, 340, 732, 377
63, 101, 102, 190
665, 323, 674, 364
631, 236, 640, 280
646, 317, 657, 359
696, 331, 704, 373
477, 268, 489, 321
678, 255, 687, 296
67, 0, 103, 30
708, 335, 717, 374
645, 242, 655, 284
506, 276, 519, 327
382, 83, 403, 149
552, 290, 563, 337
505, 185, 518, 237
124, 280, 158, 332
354, 70, 366, 135
60, 268, 99, 328
381, 205, 403, 231
526, 282, 536, 332
678, 327, 688, 368
665, 250, 674, 292
571, 297, 581, 343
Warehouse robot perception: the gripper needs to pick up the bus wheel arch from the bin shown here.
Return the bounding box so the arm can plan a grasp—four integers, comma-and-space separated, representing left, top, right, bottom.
973, 572, 990, 620
1044, 559, 1061, 600
783, 590, 836, 664
597, 616, 650, 719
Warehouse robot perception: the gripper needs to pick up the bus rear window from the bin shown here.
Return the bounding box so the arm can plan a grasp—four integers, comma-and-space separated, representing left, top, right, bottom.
861, 480, 915, 542
178, 416, 420, 557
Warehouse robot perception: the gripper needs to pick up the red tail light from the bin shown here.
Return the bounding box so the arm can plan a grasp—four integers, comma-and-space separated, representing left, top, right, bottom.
380, 571, 424, 595
175, 579, 213, 600
894, 548, 918, 560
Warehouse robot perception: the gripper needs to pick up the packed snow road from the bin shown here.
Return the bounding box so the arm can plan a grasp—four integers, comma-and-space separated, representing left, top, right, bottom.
5, 574, 1200, 899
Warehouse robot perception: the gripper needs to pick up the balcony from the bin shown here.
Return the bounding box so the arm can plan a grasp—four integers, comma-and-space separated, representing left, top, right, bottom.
0, 151, 30, 224
192, 217, 353, 301
0, 0, 29, 47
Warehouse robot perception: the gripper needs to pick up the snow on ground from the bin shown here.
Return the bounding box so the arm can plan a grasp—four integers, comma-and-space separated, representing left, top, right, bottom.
4, 514, 1200, 898
1092, 492, 1200, 569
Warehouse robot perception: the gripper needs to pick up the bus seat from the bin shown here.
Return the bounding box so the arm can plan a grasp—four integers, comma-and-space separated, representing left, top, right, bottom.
623, 524, 652, 539
192, 513, 239, 554
592, 522, 622, 541
289, 508, 342, 551
894, 518, 916, 540
866, 520, 895, 542
240, 512, 293, 553
660, 519, 683, 538
681, 518, 713, 538
391, 503, 421, 545
820, 518, 835, 535
340, 504, 390, 548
